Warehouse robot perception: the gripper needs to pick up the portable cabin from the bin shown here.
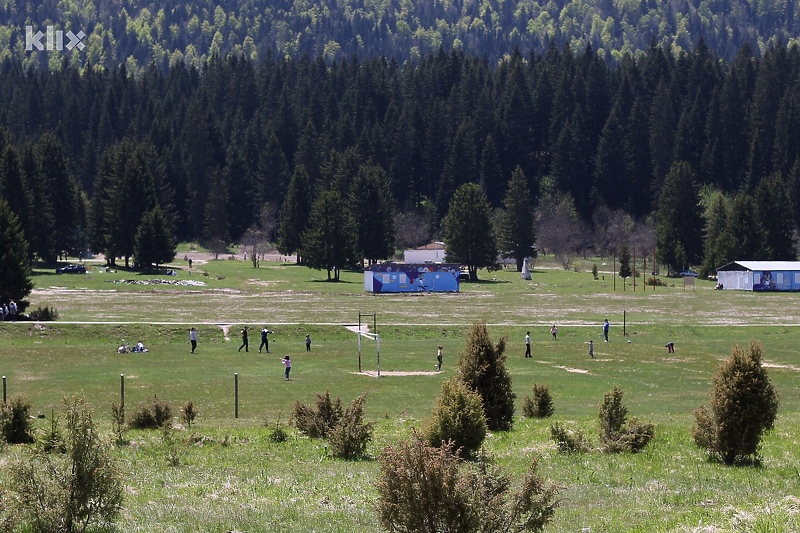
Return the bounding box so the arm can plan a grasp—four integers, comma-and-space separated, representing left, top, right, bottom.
716, 261, 800, 291
364, 263, 460, 293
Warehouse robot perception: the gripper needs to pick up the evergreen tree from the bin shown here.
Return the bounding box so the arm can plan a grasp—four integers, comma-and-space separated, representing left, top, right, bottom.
203, 167, 231, 255
0, 145, 35, 257
0, 200, 33, 306
457, 321, 515, 431
301, 190, 357, 281
754, 174, 796, 260
618, 242, 632, 278
37, 133, 82, 261
442, 183, 498, 281
349, 164, 396, 265
700, 192, 732, 276
134, 205, 176, 269
277, 165, 313, 263
655, 161, 703, 272
256, 131, 291, 207
498, 166, 536, 272
20, 143, 55, 263
722, 193, 764, 260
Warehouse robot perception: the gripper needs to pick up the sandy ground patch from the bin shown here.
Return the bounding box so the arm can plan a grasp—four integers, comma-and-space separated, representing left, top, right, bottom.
763, 362, 800, 372
553, 365, 591, 374
355, 370, 440, 377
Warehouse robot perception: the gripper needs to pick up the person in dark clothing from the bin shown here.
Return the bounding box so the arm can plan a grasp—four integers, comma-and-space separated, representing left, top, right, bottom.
238, 327, 249, 352
259, 327, 273, 353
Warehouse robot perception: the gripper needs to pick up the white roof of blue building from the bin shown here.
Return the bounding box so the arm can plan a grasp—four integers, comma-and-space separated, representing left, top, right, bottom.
717, 261, 800, 271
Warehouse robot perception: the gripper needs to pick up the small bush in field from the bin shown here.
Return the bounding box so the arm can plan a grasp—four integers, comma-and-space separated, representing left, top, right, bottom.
129, 395, 173, 429
28, 306, 59, 321
180, 400, 198, 428
424, 377, 486, 458
375, 436, 560, 533
7, 395, 123, 532
292, 390, 343, 438
267, 416, 289, 443
598, 385, 655, 453
38, 411, 66, 454
327, 394, 373, 459
0, 396, 35, 444
549, 422, 591, 453
692, 340, 779, 465
523, 383, 555, 419
111, 402, 126, 444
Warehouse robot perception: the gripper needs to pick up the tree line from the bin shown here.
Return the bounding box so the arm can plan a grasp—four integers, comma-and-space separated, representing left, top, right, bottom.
2, 0, 799, 73
1, 40, 800, 283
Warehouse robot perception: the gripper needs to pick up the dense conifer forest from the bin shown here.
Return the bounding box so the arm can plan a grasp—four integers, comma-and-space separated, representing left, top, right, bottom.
2, 0, 799, 71
1, 39, 799, 275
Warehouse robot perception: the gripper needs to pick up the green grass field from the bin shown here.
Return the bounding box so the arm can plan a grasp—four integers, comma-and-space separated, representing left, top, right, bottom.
2, 257, 800, 532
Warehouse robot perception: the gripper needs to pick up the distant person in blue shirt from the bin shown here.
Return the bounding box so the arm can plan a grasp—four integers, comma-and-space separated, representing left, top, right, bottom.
603, 319, 610, 342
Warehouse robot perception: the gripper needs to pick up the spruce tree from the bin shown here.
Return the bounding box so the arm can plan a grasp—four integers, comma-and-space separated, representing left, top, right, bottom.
0, 200, 33, 306
349, 164, 396, 265
442, 183, 498, 281
301, 190, 357, 281
498, 166, 536, 272
277, 165, 313, 263
457, 321, 515, 431
134, 205, 176, 269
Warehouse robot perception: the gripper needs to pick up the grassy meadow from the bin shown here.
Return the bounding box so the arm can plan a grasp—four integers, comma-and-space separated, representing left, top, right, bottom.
1, 256, 800, 532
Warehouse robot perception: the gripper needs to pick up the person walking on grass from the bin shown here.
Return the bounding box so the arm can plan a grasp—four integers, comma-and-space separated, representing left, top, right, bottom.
280, 356, 292, 380
551, 325, 558, 340
603, 319, 610, 342
524, 331, 532, 358
305, 333, 312, 351
588, 339, 594, 358
238, 327, 249, 352
436, 345, 443, 370
259, 326, 273, 353
189, 327, 197, 353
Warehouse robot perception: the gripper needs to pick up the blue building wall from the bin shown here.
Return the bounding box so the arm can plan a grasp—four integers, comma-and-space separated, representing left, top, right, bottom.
365, 264, 460, 293
752, 270, 800, 291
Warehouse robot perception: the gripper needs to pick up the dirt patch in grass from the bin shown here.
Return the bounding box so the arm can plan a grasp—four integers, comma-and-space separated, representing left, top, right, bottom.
763, 362, 800, 372
354, 370, 440, 377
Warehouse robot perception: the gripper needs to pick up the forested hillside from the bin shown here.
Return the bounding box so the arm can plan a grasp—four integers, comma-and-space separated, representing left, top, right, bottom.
1, 42, 799, 275
1, 0, 798, 72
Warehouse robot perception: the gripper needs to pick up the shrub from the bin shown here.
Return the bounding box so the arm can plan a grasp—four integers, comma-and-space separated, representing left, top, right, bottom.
28, 306, 59, 321
292, 390, 343, 438
0, 396, 35, 444
523, 383, 555, 419
327, 394, 373, 459
38, 411, 66, 454
6, 395, 123, 533
128, 395, 173, 429
598, 385, 655, 453
549, 422, 591, 453
692, 340, 779, 465
111, 402, 126, 444
180, 400, 198, 428
375, 436, 560, 533
267, 415, 289, 443
457, 321, 515, 431
424, 377, 486, 458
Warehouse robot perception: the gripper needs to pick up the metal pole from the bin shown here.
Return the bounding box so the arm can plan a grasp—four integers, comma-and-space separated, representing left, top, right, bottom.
623, 309, 627, 337
376, 334, 381, 378
120, 374, 125, 421
613, 248, 616, 291
2, 376, 5, 405
633, 245, 636, 292
358, 314, 362, 372
234, 373, 239, 419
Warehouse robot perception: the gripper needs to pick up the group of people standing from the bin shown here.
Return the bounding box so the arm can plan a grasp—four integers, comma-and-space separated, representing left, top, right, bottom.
0, 301, 18, 321
521, 319, 611, 360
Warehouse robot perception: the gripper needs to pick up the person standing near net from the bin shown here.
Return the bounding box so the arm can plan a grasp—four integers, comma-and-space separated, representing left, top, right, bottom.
436, 345, 443, 370
280, 355, 292, 380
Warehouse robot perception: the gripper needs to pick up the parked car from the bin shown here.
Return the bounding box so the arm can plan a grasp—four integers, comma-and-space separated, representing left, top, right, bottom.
678, 270, 698, 277
56, 264, 87, 274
